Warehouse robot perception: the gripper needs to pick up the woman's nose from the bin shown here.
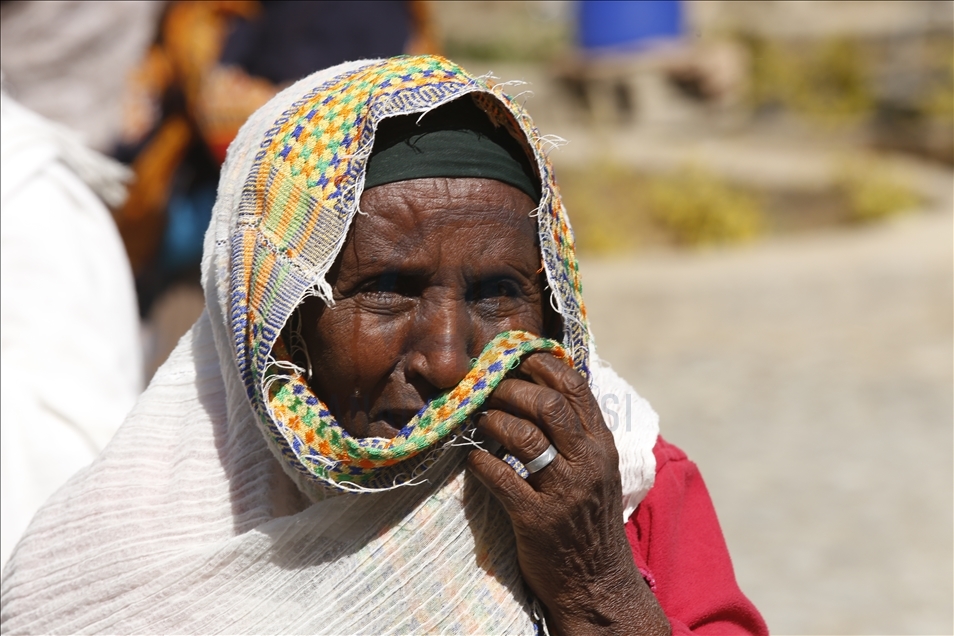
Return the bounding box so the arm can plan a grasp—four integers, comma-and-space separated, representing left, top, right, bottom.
405, 300, 472, 391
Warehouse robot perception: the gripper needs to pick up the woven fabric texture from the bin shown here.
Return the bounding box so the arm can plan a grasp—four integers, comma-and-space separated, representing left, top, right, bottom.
268, 330, 568, 490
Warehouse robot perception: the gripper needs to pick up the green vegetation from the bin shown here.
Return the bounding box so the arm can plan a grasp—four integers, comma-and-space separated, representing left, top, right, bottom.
743, 31, 952, 140
920, 38, 954, 120
744, 36, 873, 124
557, 157, 922, 254
557, 163, 763, 253
647, 166, 763, 246
836, 160, 921, 222
556, 161, 650, 254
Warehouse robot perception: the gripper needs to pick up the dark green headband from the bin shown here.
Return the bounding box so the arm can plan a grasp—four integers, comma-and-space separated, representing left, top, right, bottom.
364, 97, 541, 201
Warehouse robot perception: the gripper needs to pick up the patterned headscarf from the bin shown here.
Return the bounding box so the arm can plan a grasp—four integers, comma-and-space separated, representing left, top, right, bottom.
228, 55, 590, 494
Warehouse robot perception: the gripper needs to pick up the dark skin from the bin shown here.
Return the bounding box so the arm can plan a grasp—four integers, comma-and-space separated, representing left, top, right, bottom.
300, 177, 669, 635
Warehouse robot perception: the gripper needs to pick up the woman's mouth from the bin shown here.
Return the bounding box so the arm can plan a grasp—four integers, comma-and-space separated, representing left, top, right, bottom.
369, 407, 423, 438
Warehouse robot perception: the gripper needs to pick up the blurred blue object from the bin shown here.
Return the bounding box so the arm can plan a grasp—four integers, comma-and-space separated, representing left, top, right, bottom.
579, 0, 683, 52
159, 182, 217, 275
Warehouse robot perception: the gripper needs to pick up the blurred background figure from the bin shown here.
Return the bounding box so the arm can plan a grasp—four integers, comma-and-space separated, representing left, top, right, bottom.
0, 1, 163, 152
0, 0, 159, 569
113, 0, 438, 379
0, 88, 143, 568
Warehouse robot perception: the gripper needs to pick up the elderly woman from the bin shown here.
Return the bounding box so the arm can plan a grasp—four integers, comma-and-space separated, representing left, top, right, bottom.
0, 57, 766, 635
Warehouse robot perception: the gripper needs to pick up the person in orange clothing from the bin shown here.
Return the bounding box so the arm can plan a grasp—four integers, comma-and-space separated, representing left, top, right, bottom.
116, 1, 439, 319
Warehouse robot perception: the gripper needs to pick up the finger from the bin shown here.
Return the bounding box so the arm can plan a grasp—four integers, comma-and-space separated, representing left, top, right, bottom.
476, 410, 567, 487
517, 353, 602, 432
466, 448, 536, 511
484, 378, 585, 459
477, 410, 553, 468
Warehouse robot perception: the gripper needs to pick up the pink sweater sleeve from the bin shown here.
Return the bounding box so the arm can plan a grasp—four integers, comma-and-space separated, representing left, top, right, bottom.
625, 437, 769, 635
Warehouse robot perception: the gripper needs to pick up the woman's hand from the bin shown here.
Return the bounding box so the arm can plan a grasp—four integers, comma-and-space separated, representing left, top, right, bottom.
467, 353, 670, 636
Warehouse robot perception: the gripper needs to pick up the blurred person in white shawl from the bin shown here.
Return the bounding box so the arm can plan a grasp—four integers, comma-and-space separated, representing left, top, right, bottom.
0, 88, 143, 568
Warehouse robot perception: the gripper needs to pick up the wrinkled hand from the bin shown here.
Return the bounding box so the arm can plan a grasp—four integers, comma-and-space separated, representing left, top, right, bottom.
467, 353, 669, 636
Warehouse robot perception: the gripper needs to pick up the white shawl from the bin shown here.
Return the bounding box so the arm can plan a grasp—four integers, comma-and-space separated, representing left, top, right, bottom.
0, 90, 140, 570
0, 61, 658, 635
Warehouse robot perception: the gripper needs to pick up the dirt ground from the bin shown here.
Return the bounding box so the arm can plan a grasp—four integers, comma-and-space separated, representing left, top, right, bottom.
581, 202, 953, 634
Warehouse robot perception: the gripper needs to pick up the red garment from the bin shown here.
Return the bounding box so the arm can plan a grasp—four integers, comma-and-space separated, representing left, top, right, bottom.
626, 437, 769, 635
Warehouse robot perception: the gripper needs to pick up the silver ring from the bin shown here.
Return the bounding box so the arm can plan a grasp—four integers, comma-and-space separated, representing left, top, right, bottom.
524, 444, 558, 474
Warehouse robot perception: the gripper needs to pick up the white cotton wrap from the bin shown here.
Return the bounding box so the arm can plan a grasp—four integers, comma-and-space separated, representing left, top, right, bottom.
0, 90, 141, 570
0, 61, 658, 634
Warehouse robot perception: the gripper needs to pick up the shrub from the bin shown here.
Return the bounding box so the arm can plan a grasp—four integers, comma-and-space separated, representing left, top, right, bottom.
648, 166, 763, 246
836, 160, 920, 222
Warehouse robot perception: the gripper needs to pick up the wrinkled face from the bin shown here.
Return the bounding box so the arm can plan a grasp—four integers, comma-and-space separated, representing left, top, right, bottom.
299, 177, 554, 438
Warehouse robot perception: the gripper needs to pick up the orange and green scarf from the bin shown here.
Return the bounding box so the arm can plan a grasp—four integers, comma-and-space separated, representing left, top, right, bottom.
267, 330, 569, 490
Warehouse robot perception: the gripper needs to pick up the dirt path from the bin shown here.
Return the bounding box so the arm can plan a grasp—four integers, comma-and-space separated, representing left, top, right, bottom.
581, 206, 952, 634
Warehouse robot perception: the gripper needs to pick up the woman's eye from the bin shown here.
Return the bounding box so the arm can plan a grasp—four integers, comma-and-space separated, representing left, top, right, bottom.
354, 274, 419, 305
473, 278, 521, 300
366, 274, 399, 294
